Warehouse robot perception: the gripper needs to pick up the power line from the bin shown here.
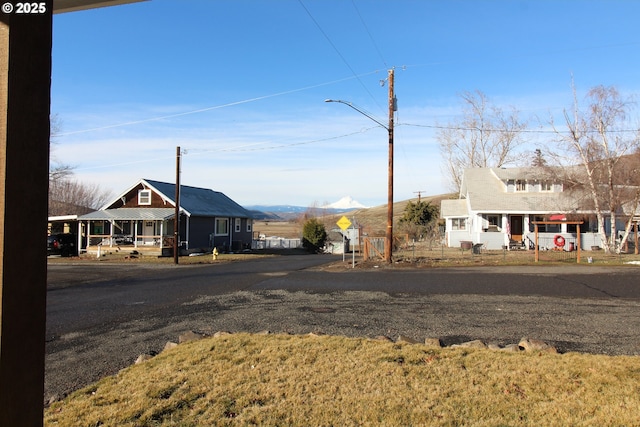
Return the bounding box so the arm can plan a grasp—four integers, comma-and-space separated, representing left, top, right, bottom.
72, 128, 379, 172
399, 122, 640, 135
351, 0, 387, 69
298, 0, 382, 109
56, 71, 383, 137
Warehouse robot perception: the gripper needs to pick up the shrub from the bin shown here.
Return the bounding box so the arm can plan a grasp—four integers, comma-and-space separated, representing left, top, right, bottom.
302, 218, 327, 253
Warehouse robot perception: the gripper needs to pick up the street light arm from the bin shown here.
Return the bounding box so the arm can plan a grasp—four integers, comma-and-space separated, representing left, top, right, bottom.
325, 99, 389, 130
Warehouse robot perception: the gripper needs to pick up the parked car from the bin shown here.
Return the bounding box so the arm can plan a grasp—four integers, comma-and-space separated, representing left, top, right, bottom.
47, 233, 77, 257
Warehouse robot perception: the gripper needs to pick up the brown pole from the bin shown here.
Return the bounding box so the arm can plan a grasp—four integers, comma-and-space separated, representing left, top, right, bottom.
174, 147, 180, 264
385, 69, 394, 263
534, 224, 539, 262
0, 4, 52, 425
576, 223, 581, 264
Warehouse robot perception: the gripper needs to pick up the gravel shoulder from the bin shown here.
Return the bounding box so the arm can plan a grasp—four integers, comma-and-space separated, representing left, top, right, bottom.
45, 260, 640, 404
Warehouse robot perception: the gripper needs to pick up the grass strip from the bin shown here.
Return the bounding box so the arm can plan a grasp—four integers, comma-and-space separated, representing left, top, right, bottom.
45, 333, 640, 426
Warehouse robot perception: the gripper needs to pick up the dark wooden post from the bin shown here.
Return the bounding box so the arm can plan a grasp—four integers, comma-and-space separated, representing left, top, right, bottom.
0, 3, 53, 426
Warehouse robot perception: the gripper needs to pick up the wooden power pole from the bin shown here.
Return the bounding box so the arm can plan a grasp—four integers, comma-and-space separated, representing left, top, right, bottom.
174, 146, 181, 264
385, 68, 395, 264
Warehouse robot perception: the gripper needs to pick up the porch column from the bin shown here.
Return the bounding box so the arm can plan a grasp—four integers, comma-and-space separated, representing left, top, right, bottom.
502, 216, 509, 247
0, 5, 52, 425
134, 221, 139, 248
185, 215, 189, 250
77, 221, 82, 253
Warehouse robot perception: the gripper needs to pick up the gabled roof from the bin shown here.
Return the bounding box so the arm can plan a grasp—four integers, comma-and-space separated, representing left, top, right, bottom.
144, 179, 252, 218
459, 167, 586, 214
101, 179, 252, 219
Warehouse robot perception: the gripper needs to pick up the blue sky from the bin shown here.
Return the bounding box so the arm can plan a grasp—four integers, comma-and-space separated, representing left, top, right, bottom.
51, 0, 640, 207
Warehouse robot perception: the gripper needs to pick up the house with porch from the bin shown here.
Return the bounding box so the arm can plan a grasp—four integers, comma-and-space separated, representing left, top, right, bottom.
441, 167, 606, 251
78, 179, 253, 255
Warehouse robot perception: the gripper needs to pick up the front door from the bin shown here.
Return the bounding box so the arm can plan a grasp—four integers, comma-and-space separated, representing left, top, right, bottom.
510, 215, 523, 241
143, 221, 156, 245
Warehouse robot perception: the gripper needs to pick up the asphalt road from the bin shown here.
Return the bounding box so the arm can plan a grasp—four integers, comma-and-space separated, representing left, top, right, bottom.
45, 255, 640, 403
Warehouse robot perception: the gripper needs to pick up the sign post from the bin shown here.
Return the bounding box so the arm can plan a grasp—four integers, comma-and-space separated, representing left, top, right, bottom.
336, 216, 352, 263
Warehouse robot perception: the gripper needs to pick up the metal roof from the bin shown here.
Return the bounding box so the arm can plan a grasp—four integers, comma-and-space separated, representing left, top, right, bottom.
141, 179, 253, 219
79, 208, 175, 221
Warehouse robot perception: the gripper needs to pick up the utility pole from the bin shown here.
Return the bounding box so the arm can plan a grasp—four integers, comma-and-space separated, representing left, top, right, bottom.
385, 68, 395, 264
174, 146, 181, 265
325, 67, 396, 263
414, 191, 426, 203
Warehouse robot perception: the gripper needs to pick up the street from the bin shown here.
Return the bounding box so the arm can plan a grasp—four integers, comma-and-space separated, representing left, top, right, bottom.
45, 256, 640, 403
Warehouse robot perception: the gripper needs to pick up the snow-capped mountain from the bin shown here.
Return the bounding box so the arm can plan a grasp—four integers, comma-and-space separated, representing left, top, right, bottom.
245, 197, 368, 220
322, 196, 368, 210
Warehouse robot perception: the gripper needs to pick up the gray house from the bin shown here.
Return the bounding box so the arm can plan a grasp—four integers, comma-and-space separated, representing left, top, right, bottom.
79, 179, 253, 255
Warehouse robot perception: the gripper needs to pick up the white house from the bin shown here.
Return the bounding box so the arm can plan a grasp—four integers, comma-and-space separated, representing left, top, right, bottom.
440, 167, 605, 251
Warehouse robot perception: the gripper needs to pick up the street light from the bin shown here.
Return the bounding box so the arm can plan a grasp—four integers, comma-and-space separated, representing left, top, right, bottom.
324, 100, 389, 130
325, 69, 395, 263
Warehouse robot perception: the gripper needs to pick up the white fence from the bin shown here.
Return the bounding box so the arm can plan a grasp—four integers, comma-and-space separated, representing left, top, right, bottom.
252, 237, 302, 250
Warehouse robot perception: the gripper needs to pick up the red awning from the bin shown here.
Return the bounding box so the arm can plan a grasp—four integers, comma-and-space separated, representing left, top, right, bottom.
549, 214, 566, 221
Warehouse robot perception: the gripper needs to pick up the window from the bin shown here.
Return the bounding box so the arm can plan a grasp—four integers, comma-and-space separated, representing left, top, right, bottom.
515, 180, 527, 192
531, 215, 545, 232
451, 218, 466, 230
484, 215, 500, 231
235, 218, 241, 232
138, 189, 151, 205
540, 180, 552, 192
246, 221, 252, 232
215, 218, 229, 236
487, 215, 499, 226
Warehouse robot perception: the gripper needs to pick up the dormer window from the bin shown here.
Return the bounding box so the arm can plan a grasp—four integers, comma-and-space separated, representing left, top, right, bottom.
540, 180, 552, 192
515, 180, 527, 192
138, 189, 152, 205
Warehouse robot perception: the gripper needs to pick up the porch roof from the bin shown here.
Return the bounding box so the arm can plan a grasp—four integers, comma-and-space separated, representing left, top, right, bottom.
79, 208, 175, 221
441, 199, 468, 217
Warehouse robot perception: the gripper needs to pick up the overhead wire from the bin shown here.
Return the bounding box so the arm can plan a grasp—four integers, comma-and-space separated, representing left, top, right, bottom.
72, 127, 380, 172
297, 0, 382, 110
399, 122, 640, 134
351, 0, 388, 69
56, 72, 381, 137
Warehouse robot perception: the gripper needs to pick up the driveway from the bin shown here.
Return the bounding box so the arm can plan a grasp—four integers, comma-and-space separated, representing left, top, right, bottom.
45, 257, 640, 403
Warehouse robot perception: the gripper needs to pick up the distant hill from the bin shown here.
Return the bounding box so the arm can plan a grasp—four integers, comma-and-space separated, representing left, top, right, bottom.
245, 202, 364, 221
322, 193, 456, 235
246, 194, 455, 225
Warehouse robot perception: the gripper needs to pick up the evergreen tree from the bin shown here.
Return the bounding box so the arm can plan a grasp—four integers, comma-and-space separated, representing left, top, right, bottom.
302, 218, 327, 253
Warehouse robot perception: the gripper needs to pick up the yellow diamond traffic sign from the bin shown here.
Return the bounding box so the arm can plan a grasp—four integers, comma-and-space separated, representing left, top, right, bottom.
336, 216, 352, 231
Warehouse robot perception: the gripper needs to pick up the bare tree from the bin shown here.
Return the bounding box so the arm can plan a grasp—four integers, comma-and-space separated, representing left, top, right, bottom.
48, 179, 113, 216
550, 85, 640, 253
48, 114, 113, 216
437, 90, 529, 192
49, 114, 74, 183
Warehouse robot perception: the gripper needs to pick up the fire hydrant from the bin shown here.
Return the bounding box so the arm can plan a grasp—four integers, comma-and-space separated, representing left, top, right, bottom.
212, 247, 219, 260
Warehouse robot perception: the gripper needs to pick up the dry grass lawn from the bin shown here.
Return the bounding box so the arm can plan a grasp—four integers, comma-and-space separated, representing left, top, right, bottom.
45, 333, 640, 426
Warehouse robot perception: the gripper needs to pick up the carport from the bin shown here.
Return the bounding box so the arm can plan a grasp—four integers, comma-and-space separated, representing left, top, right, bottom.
0, 1, 147, 425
